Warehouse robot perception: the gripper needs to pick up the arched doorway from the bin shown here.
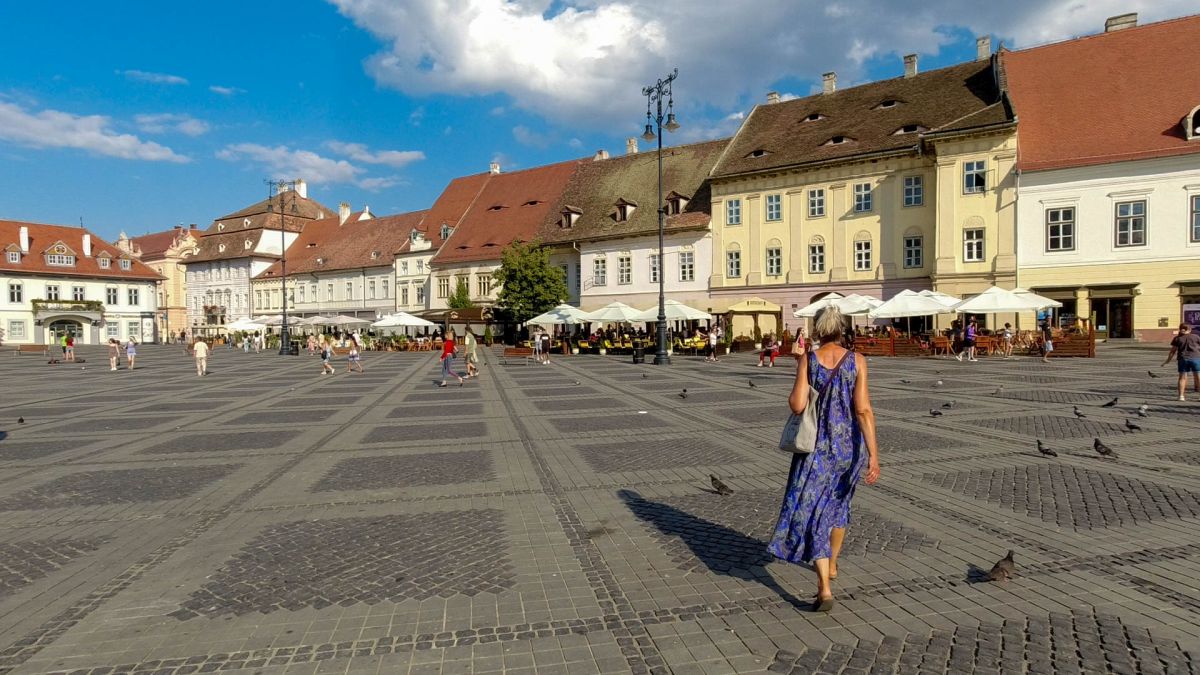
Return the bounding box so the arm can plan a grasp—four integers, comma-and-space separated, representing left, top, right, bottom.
48, 319, 83, 342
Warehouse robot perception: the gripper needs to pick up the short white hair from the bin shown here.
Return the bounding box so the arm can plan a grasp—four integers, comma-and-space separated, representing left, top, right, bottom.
812, 306, 845, 344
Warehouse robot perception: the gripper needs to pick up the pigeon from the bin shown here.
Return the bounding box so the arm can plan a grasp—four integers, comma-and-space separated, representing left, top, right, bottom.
1137, 404, 1149, 418
748, 380, 757, 389
710, 474, 733, 496
1036, 439, 1057, 458
17, 417, 24, 424
1101, 397, 1118, 408
642, 373, 649, 379
986, 550, 1016, 582
901, 379, 912, 384
934, 380, 944, 387
1124, 418, 1142, 431
1073, 406, 1087, 419
929, 409, 943, 417
678, 389, 688, 399
1094, 438, 1117, 458
1148, 370, 1159, 378
942, 401, 956, 409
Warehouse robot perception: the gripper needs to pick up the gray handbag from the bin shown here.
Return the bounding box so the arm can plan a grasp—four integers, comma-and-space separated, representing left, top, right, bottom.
780, 350, 851, 454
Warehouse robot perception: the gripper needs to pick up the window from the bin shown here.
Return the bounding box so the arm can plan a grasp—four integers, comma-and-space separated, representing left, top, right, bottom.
106, 322, 119, 338
128, 288, 140, 305
367, 279, 376, 300
72, 286, 85, 301
400, 260, 409, 274
415, 260, 425, 273
903, 176, 923, 207
679, 251, 695, 282
96, 256, 108, 268
726, 199, 742, 226
615, 201, 634, 222
808, 189, 825, 217
6, 251, 19, 264
326, 283, 334, 301
964, 160, 987, 194
477, 274, 492, 297
854, 183, 873, 212
46, 253, 75, 266
346, 281, 354, 299
8, 320, 26, 339
8, 282, 21, 303
854, 240, 872, 271
1115, 200, 1146, 247
119, 258, 131, 270
1192, 195, 1200, 243
649, 254, 660, 284
765, 194, 782, 221
574, 263, 580, 293
416, 285, 425, 304
440, 224, 451, 240
127, 321, 139, 339
964, 228, 985, 262
726, 250, 741, 278
255, 290, 262, 308
1046, 208, 1075, 251
105, 286, 118, 304
808, 244, 825, 274
592, 258, 607, 286
46, 284, 59, 301
298, 285, 306, 303
617, 255, 632, 285
903, 236, 923, 268
766, 247, 782, 276
437, 277, 451, 298
400, 285, 409, 306
380, 277, 389, 298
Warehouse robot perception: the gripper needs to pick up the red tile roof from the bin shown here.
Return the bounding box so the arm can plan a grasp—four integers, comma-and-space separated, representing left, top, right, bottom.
431, 161, 580, 266
190, 191, 335, 263
0, 219, 162, 280
258, 210, 428, 278
1003, 14, 1200, 171
399, 172, 493, 255
129, 227, 201, 259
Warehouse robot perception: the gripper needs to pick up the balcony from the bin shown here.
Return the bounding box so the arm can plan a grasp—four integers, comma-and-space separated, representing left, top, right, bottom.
31, 299, 105, 321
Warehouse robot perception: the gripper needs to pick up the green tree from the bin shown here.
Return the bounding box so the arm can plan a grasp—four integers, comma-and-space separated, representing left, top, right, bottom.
493, 239, 567, 325
447, 277, 474, 309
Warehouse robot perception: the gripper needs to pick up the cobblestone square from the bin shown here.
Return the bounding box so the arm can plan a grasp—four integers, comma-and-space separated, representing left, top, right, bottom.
0, 344, 1197, 674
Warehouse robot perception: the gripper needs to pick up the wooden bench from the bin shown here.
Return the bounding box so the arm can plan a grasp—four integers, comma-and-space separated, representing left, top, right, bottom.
502, 347, 533, 357
14, 344, 48, 356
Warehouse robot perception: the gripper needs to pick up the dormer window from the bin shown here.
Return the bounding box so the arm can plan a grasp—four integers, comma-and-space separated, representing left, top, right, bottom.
97, 256, 110, 269
410, 230, 422, 242
243, 218, 251, 228
119, 258, 131, 270
306, 242, 317, 248
875, 99, 899, 110
746, 149, 770, 159
316, 257, 325, 266
7, 250, 21, 264
614, 198, 637, 222
893, 124, 928, 135
560, 206, 582, 228
217, 222, 225, 231
487, 204, 507, 211
665, 192, 690, 216
803, 113, 826, 122
1186, 104, 1200, 140
244, 239, 252, 249
823, 136, 854, 146
440, 223, 452, 240
370, 250, 381, 260
45, 243, 75, 266
218, 243, 226, 253
522, 200, 543, 207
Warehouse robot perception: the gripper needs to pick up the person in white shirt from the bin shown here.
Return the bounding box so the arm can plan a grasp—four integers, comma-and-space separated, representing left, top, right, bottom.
192, 338, 210, 376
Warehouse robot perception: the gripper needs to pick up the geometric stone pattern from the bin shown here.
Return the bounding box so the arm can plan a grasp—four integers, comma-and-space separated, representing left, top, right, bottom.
549, 414, 667, 433
872, 425, 966, 453
922, 463, 1200, 529
622, 489, 937, 575
174, 510, 515, 619
574, 438, 743, 473
0, 465, 241, 510
0, 441, 75, 461
311, 450, 494, 491
767, 610, 1196, 674
965, 413, 1132, 439
0, 538, 108, 597
362, 421, 489, 443
141, 430, 301, 454
1156, 450, 1200, 466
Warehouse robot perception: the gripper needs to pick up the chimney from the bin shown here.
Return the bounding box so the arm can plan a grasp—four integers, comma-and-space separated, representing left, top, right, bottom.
766, 91, 781, 105
82, 234, 92, 257
18, 226, 29, 253
1105, 13, 1137, 32
361, 205, 372, 219
626, 137, 638, 155
903, 54, 918, 78
173, 224, 182, 230
338, 202, 351, 225
293, 179, 307, 199
976, 36, 992, 61
489, 162, 501, 175
822, 72, 837, 94
593, 149, 609, 161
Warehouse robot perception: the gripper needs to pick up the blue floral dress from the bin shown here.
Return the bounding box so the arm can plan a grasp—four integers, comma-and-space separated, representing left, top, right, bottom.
768, 349, 866, 564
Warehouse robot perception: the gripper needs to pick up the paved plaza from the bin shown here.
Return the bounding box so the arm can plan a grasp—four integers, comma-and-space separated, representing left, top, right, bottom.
0, 344, 1197, 674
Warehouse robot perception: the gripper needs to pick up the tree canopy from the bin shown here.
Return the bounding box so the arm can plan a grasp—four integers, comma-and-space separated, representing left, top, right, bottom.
492, 239, 567, 325
447, 277, 474, 309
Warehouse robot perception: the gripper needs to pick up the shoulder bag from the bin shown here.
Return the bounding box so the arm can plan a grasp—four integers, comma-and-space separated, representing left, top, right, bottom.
779, 349, 852, 454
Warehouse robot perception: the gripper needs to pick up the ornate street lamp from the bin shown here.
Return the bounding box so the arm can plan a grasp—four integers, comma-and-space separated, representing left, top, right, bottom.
641, 68, 680, 365
266, 179, 299, 355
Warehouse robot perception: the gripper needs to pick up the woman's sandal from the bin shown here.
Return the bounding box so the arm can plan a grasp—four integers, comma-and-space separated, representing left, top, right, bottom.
814, 595, 835, 613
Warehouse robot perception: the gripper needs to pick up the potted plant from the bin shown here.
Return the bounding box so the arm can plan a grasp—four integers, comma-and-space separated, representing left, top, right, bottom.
483, 326, 493, 347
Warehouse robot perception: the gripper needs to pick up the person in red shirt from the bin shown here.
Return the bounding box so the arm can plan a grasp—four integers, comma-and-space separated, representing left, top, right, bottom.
439, 329, 464, 387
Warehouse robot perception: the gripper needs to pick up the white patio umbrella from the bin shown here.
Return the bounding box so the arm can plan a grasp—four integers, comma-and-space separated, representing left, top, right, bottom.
262, 315, 308, 326
953, 286, 1047, 314
869, 290, 958, 319
372, 311, 436, 328
252, 314, 280, 323
918, 289, 963, 307
323, 314, 372, 327
632, 300, 713, 322
1013, 287, 1064, 310
832, 293, 883, 316
792, 292, 845, 318
227, 317, 264, 331
582, 301, 644, 323
525, 303, 591, 326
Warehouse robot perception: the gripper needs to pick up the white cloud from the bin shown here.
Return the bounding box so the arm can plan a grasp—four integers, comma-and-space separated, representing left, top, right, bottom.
568, 137, 583, 149
724, 111, 745, 121
209, 85, 245, 96
358, 176, 400, 191
512, 125, 553, 148
134, 113, 210, 137
0, 101, 189, 162
324, 140, 425, 168
332, 0, 1197, 130
408, 106, 425, 126
218, 142, 407, 190
119, 69, 188, 85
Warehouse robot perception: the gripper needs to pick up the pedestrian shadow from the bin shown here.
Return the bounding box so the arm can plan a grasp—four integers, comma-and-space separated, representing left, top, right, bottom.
617, 489, 809, 609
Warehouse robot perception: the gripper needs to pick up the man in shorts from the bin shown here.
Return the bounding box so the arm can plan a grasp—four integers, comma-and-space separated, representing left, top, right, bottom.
1040, 319, 1053, 363
1162, 323, 1200, 401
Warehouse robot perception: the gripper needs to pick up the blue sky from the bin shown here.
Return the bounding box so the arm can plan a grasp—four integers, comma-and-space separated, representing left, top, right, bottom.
0, 1, 1193, 242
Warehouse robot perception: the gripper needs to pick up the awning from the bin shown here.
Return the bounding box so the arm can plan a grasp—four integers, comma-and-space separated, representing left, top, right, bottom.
1087, 282, 1139, 299
726, 297, 782, 313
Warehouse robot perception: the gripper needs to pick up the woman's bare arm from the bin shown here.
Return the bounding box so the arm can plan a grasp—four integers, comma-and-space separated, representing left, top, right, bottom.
788, 353, 810, 414
852, 353, 881, 484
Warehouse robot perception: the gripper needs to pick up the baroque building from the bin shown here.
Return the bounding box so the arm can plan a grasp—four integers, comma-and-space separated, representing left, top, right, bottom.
119, 225, 201, 341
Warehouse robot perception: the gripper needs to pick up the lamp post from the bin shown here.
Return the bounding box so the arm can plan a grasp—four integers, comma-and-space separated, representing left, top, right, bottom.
641, 68, 680, 365
266, 179, 299, 355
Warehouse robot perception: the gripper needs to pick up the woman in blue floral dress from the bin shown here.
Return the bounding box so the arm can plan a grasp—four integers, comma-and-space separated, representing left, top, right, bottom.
769, 306, 880, 612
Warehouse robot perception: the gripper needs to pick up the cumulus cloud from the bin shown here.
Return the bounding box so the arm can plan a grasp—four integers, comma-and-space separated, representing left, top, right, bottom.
119, 69, 188, 85
0, 101, 189, 162
218, 142, 408, 189
512, 125, 553, 148
209, 85, 245, 96
134, 113, 210, 137
331, 0, 1196, 133
324, 140, 425, 168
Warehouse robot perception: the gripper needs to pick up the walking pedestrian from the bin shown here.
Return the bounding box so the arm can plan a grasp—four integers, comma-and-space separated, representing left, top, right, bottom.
1001, 323, 1014, 359
1161, 323, 1200, 401
125, 337, 138, 370
64, 334, 76, 362
531, 327, 543, 363
192, 337, 209, 376
963, 319, 979, 362
59, 332, 68, 361
346, 334, 363, 373
319, 338, 335, 375
704, 326, 718, 362
107, 338, 120, 371
769, 306, 880, 612
307, 334, 318, 356
464, 326, 480, 378
254, 332, 263, 354
438, 329, 464, 387
1040, 319, 1054, 363
540, 328, 552, 365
